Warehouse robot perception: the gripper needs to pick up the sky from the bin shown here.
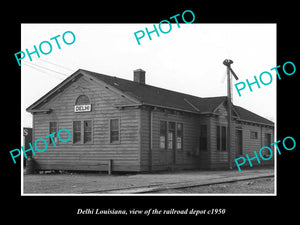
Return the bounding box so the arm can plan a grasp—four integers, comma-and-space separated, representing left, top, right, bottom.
21, 23, 276, 128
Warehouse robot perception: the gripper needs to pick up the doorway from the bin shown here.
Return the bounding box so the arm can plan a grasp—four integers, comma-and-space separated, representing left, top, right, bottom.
265, 133, 271, 146
167, 122, 176, 169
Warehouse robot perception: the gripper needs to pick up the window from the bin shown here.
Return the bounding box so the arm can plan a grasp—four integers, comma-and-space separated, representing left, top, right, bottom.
73, 121, 81, 143
110, 119, 120, 143
84, 120, 92, 143
217, 126, 220, 151
217, 125, 227, 151
176, 123, 183, 150
168, 122, 175, 149
75, 95, 90, 105
221, 126, 227, 151
73, 120, 93, 144
159, 121, 167, 149
250, 131, 258, 139
49, 122, 57, 145
160, 121, 183, 150
199, 125, 207, 151
236, 130, 243, 156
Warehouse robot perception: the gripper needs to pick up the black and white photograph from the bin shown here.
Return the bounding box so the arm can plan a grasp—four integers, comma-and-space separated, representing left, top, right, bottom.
4, 4, 298, 221
20, 23, 276, 195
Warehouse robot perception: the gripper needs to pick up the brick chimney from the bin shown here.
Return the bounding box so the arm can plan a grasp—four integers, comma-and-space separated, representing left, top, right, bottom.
133, 69, 146, 84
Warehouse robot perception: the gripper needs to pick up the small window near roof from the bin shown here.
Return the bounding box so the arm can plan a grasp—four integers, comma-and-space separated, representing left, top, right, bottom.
250, 131, 258, 139
75, 95, 90, 105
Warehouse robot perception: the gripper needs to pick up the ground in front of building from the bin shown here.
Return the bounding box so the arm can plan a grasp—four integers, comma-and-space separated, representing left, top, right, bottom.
153, 177, 274, 194
23, 167, 274, 194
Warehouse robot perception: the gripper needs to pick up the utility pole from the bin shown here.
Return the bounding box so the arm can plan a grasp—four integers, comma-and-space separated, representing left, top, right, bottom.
223, 59, 239, 169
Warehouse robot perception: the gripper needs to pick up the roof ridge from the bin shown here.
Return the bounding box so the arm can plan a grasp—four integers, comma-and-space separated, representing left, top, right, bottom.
27, 68, 273, 126
80, 69, 229, 102
81, 69, 233, 114
80, 68, 206, 100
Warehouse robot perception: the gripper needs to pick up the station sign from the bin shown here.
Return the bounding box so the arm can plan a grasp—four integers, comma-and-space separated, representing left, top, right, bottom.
74, 104, 91, 112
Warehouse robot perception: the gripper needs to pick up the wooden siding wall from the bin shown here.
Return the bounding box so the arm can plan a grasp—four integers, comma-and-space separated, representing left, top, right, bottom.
32, 75, 141, 172
209, 103, 231, 169
140, 108, 209, 171
233, 122, 274, 168
198, 115, 211, 169
209, 103, 274, 169
31, 74, 274, 172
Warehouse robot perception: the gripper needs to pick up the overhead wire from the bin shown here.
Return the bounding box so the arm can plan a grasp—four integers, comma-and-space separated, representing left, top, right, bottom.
22, 62, 48, 74
22, 63, 66, 81
37, 58, 75, 72
22, 60, 70, 78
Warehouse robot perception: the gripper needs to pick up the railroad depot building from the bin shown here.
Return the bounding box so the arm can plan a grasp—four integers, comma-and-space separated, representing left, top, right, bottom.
26, 69, 274, 172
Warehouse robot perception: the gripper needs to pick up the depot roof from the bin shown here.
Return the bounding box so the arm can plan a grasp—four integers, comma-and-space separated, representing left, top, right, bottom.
27, 69, 274, 126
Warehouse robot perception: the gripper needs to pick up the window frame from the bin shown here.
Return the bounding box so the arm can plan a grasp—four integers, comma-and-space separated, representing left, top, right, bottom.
75, 95, 90, 105
221, 126, 227, 152
217, 125, 227, 152
73, 121, 82, 144
83, 120, 92, 144
159, 121, 167, 149
176, 123, 183, 150
250, 131, 258, 139
72, 120, 93, 145
159, 120, 184, 151
199, 124, 207, 151
217, 125, 221, 151
167, 122, 176, 150
109, 118, 120, 144
49, 121, 58, 145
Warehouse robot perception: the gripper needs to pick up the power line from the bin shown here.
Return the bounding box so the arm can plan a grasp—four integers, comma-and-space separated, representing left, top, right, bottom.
22, 63, 48, 74
23, 61, 69, 77
22, 61, 67, 81
38, 58, 75, 72
23, 63, 65, 81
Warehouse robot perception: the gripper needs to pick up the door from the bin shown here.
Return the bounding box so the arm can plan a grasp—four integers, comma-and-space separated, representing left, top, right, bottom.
167, 122, 176, 169
265, 133, 271, 146
262, 133, 272, 158
235, 130, 243, 156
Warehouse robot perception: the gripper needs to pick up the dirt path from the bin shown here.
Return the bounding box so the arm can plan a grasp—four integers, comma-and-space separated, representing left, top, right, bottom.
23, 167, 274, 194
152, 177, 274, 194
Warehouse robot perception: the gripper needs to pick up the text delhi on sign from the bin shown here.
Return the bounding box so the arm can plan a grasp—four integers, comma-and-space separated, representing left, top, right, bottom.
74, 104, 91, 113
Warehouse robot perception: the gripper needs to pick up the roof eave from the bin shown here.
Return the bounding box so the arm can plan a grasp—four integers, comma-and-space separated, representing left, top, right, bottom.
136, 102, 200, 114
26, 69, 142, 112
29, 109, 52, 114
236, 118, 274, 127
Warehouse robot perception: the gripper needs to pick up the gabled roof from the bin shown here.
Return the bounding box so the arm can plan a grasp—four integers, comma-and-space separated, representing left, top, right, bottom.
234, 106, 274, 126
84, 69, 227, 113
27, 69, 274, 126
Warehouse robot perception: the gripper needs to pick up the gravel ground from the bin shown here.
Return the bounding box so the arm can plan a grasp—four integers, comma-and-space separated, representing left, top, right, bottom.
22, 168, 274, 194
153, 177, 274, 194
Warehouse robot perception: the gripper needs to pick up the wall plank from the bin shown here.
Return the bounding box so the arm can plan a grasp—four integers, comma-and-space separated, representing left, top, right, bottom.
32, 76, 141, 172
